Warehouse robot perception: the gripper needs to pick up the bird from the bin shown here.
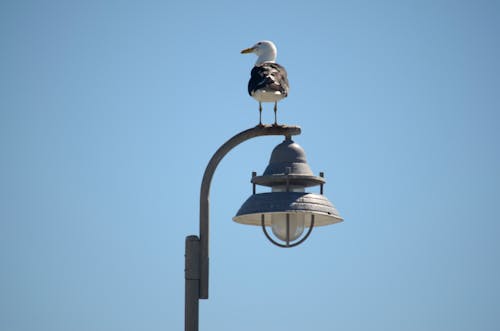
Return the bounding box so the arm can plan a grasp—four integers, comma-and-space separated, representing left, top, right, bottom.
241, 40, 289, 126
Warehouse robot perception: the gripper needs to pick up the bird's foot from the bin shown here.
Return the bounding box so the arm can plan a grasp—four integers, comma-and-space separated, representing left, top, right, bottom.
273, 102, 278, 126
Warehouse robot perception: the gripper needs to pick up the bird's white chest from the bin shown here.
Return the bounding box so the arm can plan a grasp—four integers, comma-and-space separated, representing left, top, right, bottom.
251, 89, 285, 102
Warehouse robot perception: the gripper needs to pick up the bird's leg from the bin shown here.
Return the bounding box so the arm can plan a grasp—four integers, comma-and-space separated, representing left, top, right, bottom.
273, 102, 278, 126
259, 102, 263, 126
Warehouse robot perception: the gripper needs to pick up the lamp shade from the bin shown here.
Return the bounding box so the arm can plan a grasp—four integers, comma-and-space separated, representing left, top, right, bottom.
232, 191, 343, 226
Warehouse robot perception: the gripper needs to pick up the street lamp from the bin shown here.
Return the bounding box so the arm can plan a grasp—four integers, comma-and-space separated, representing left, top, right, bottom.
185, 125, 343, 331
233, 135, 343, 247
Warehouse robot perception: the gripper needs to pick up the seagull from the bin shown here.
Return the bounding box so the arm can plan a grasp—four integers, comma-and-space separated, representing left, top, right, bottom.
241, 40, 289, 126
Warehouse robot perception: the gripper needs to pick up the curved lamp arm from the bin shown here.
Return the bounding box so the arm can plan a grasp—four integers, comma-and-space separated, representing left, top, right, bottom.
185, 124, 301, 331
198, 124, 301, 299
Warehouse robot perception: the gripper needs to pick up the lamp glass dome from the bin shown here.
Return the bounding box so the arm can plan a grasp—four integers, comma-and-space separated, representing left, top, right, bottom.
271, 213, 305, 241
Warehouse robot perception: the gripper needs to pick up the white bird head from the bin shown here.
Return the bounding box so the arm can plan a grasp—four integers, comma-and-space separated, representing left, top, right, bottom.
241, 40, 277, 65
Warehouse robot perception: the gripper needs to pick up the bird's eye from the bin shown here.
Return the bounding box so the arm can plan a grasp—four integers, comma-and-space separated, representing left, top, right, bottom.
257, 42, 262, 45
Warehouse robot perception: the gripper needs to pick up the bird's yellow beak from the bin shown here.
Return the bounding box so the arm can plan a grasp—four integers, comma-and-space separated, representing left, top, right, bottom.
240, 47, 255, 54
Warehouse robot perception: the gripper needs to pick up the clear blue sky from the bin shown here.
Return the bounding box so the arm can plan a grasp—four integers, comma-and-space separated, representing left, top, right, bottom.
1, 0, 499, 330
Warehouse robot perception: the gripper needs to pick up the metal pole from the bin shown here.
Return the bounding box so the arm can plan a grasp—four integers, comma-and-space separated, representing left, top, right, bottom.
185, 236, 200, 331
185, 124, 301, 331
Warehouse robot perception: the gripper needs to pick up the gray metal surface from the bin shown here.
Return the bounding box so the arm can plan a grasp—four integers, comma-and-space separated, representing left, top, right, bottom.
252, 173, 325, 188
251, 137, 325, 188
185, 236, 200, 331
233, 192, 343, 226
198, 124, 301, 300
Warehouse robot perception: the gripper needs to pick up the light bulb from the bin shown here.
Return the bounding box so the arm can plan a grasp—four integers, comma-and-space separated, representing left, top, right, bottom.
271, 213, 305, 242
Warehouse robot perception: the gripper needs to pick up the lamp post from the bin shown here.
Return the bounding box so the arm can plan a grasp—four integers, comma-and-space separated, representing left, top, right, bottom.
185, 125, 343, 331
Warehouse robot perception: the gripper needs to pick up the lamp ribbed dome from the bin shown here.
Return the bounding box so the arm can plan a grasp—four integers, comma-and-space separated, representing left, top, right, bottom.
262, 136, 313, 176
252, 137, 325, 188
